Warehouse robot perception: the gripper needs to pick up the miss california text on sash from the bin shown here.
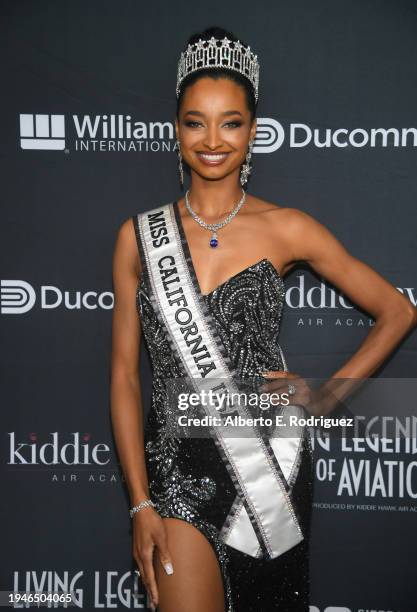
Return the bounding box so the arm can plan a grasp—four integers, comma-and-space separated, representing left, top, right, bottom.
109, 26, 417, 612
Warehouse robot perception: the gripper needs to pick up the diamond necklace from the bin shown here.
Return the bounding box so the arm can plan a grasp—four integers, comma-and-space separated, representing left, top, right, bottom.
184, 188, 247, 248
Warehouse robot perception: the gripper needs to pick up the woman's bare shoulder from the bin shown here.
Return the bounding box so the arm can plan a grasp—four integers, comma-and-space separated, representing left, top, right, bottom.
120, 200, 173, 268
113, 215, 141, 276
116, 215, 138, 247
247, 194, 312, 226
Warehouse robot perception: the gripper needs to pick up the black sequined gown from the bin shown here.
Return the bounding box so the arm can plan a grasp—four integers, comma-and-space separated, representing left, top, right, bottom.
132, 201, 314, 612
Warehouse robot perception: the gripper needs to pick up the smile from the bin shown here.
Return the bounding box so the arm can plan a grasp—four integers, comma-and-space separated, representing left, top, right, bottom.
197, 152, 229, 165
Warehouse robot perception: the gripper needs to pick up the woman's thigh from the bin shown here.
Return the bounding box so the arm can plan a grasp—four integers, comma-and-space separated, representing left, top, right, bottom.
153, 518, 225, 612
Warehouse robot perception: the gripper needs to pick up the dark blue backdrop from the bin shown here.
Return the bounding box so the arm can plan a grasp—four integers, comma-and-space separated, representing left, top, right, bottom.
1, 1, 416, 610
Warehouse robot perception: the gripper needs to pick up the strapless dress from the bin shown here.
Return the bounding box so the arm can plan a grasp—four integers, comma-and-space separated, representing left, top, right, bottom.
132, 201, 314, 611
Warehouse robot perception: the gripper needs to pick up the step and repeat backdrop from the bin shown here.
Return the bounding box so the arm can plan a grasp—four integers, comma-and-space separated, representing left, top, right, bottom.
1, 1, 417, 611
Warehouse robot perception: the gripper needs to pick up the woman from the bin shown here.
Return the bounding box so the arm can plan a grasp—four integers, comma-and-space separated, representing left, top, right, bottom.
110, 26, 417, 612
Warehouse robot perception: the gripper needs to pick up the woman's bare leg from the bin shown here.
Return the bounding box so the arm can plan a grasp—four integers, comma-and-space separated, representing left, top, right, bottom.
153, 518, 225, 612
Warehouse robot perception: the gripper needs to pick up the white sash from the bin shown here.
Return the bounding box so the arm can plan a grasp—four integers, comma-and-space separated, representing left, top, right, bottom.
137, 202, 306, 559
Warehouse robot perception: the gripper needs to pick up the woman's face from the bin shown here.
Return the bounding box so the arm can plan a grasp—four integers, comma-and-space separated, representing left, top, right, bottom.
175, 76, 257, 183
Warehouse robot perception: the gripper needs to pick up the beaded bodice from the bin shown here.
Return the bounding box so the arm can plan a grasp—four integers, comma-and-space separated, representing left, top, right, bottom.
136, 257, 287, 384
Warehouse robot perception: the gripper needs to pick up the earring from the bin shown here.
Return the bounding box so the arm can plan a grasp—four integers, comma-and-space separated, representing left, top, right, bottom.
176, 138, 184, 189
240, 138, 255, 186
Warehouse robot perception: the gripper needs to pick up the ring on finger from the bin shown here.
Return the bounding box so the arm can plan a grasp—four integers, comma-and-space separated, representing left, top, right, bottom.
288, 384, 296, 396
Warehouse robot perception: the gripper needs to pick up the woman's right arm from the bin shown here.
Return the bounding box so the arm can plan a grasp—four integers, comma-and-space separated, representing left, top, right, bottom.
110, 218, 149, 506
110, 218, 173, 610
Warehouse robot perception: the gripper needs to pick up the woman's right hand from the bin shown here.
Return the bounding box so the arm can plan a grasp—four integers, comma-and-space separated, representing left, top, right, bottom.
132, 506, 174, 610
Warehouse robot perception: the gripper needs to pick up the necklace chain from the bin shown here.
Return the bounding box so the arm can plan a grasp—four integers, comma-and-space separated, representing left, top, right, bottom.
184, 188, 247, 248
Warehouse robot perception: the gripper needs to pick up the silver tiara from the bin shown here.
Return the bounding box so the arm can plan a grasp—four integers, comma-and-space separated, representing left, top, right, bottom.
176, 36, 260, 102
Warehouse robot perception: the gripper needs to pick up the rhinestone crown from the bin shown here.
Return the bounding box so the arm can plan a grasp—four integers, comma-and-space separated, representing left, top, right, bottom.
176, 36, 260, 102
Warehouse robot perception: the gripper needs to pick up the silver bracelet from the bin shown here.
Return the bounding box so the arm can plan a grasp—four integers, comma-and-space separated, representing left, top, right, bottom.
129, 499, 155, 518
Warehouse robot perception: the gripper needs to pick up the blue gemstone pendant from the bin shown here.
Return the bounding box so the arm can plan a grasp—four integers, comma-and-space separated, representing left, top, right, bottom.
210, 232, 218, 248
